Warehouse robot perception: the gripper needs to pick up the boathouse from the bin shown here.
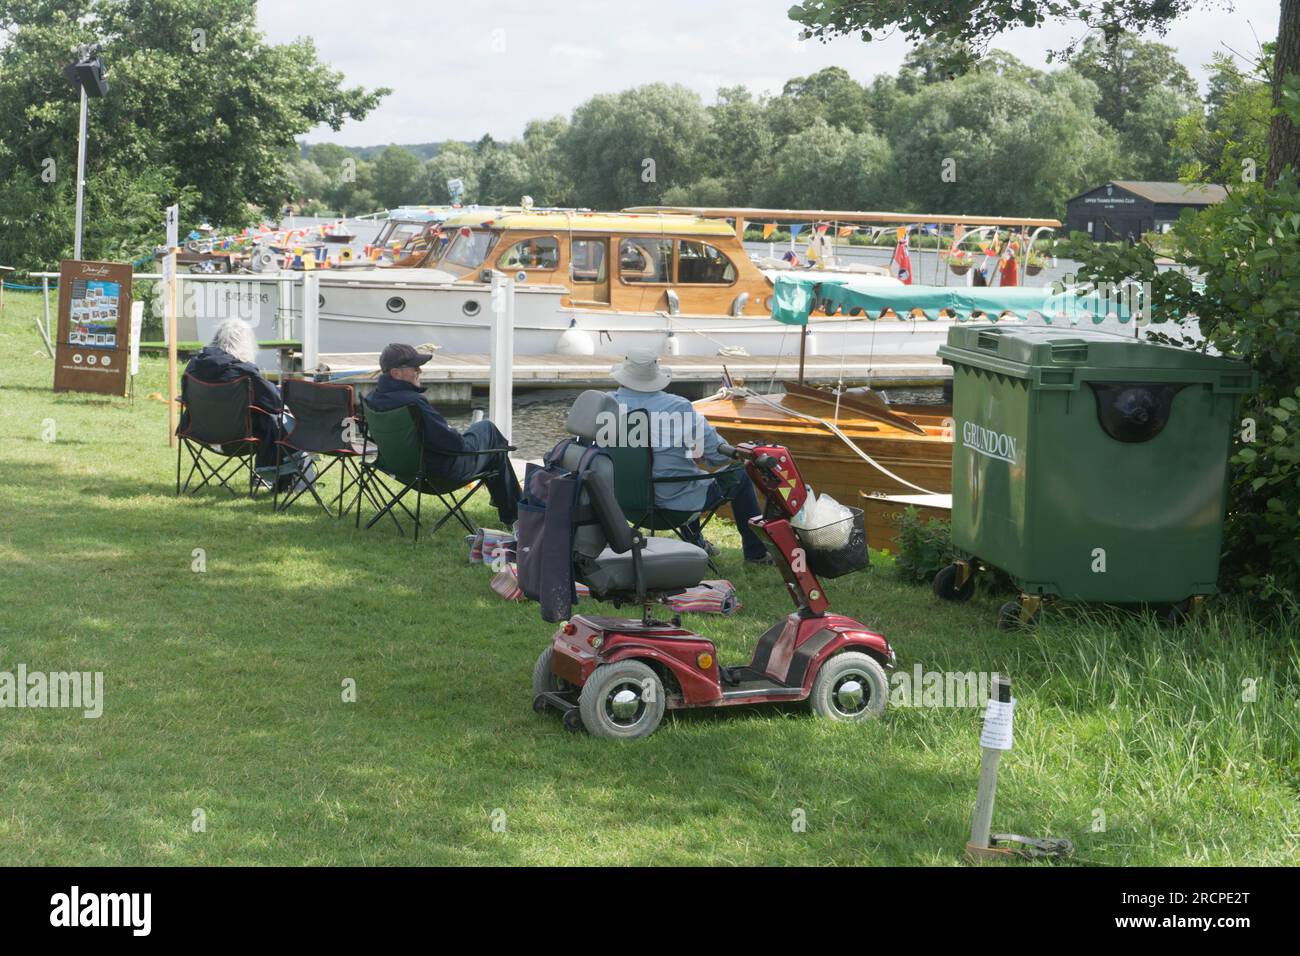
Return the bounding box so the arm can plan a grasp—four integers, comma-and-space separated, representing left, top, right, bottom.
1063, 181, 1227, 243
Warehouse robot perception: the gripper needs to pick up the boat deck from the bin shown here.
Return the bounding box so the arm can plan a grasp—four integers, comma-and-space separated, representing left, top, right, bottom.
315, 350, 948, 399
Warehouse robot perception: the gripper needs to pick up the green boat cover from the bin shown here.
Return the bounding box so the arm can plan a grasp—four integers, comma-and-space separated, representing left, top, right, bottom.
769, 273, 1143, 326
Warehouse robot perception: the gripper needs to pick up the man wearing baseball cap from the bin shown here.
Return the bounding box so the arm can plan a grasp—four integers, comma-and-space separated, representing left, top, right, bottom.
365, 343, 521, 525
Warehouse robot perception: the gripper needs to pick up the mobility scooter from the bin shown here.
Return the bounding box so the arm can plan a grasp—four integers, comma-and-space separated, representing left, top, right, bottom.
529, 391, 895, 739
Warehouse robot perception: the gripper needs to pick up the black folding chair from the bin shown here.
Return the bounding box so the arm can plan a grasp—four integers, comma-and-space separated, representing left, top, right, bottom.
355, 404, 515, 541
175, 374, 266, 498
272, 378, 366, 517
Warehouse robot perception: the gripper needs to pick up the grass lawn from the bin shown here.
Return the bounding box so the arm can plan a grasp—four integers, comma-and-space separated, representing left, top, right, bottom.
0, 289, 1297, 866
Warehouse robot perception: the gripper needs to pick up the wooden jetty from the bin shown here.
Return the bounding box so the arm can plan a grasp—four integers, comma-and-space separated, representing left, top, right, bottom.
315, 350, 949, 401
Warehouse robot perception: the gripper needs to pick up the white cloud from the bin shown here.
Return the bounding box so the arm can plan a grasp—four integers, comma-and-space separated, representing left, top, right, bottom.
259, 0, 1282, 146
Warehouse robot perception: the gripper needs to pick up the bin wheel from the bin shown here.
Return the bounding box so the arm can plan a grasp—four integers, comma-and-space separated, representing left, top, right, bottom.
933, 563, 976, 602
562, 709, 583, 733
1163, 596, 1203, 629
997, 599, 1040, 631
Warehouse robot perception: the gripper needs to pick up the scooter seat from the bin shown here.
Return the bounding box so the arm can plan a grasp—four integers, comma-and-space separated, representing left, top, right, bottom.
595, 537, 710, 593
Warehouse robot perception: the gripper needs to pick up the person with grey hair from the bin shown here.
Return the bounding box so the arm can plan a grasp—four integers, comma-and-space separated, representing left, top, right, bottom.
183, 319, 288, 482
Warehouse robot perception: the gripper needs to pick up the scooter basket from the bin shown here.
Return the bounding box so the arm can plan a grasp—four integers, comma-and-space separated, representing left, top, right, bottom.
794, 507, 869, 578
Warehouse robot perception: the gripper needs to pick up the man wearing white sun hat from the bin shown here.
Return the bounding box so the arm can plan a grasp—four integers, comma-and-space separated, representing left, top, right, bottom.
610, 349, 769, 563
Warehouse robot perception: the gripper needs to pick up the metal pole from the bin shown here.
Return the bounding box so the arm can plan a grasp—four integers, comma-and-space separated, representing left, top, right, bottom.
489, 273, 514, 443
301, 272, 319, 377
42, 276, 52, 340
74, 85, 88, 260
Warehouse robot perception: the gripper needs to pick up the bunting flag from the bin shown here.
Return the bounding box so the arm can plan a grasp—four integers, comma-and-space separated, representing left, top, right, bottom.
895, 226, 907, 242
999, 251, 1019, 287
838, 226, 854, 238
814, 222, 829, 234
762, 223, 776, 239
789, 224, 805, 240
891, 237, 913, 285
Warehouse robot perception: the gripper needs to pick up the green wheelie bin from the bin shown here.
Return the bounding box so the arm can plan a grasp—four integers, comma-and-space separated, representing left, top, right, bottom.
933, 326, 1254, 628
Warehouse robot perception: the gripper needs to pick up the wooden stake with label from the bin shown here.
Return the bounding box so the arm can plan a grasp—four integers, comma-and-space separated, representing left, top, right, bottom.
967, 675, 1015, 861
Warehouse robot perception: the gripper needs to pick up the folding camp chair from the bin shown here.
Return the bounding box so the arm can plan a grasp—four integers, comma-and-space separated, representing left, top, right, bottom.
355, 404, 514, 541
175, 373, 266, 498
601, 406, 745, 570
272, 378, 365, 517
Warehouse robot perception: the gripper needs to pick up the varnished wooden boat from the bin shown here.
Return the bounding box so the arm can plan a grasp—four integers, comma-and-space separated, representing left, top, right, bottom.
696, 382, 954, 507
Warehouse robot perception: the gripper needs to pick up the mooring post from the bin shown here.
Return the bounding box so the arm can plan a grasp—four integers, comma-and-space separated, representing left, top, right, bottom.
967, 674, 1013, 859
488, 272, 514, 444
301, 272, 319, 378
165, 252, 179, 447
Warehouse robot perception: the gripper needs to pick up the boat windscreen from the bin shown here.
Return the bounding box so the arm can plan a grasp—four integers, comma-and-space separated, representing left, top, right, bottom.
442, 229, 500, 272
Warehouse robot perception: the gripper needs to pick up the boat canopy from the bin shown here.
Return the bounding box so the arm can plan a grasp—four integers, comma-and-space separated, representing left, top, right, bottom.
770, 275, 1141, 327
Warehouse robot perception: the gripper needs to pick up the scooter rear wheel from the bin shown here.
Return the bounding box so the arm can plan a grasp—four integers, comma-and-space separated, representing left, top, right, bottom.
579, 661, 665, 739
809, 652, 888, 722
532, 645, 571, 697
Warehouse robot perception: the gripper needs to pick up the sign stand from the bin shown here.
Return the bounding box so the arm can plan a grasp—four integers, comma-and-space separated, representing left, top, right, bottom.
52, 259, 133, 396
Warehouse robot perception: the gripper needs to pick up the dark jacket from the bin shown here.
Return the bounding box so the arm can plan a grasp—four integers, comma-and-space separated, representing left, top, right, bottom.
183, 346, 283, 414
365, 374, 466, 476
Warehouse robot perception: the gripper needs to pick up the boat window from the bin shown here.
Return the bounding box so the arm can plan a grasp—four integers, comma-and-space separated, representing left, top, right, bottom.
497, 236, 560, 271
676, 240, 736, 284
442, 228, 499, 270
571, 239, 606, 282
619, 237, 672, 283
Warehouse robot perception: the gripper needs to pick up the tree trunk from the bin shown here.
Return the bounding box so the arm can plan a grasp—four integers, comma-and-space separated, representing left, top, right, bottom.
1267, 0, 1300, 186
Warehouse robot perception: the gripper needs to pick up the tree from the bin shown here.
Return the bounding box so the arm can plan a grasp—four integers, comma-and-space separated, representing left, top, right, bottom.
1070, 32, 1198, 130
369, 145, 425, 208
703, 86, 778, 204
886, 60, 1119, 216
424, 141, 480, 204
559, 83, 712, 210
788, 0, 1300, 185
758, 116, 893, 209
1174, 50, 1274, 186
0, 0, 386, 269
779, 66, 873, 133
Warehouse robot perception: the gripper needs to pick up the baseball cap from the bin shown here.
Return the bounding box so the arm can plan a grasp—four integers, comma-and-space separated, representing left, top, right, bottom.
379, 343, 434, 372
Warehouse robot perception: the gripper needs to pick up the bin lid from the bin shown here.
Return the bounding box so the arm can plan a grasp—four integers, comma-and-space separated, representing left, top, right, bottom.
939, 325, 1251, 379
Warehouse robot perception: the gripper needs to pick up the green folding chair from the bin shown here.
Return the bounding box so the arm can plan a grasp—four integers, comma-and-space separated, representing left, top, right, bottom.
355, 404, 512, 541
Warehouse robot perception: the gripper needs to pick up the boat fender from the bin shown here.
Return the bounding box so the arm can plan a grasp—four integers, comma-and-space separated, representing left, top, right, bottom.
664, 331, 680, 356
557, 321, 596, 357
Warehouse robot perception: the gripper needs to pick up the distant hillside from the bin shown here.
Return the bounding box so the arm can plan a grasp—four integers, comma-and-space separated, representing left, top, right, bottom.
298, 141, 472, 161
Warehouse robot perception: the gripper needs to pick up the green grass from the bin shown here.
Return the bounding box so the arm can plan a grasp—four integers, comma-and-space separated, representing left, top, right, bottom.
1, 289, 1297, 865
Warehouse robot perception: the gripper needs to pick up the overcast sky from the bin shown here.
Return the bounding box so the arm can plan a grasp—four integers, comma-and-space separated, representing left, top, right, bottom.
256, 0, 1281, 147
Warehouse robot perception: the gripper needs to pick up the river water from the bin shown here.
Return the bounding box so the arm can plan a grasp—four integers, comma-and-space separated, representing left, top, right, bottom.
442, 385, 948, 460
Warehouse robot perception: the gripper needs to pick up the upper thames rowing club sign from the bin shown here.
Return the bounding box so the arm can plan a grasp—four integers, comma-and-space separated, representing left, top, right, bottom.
52, 259, 133, 396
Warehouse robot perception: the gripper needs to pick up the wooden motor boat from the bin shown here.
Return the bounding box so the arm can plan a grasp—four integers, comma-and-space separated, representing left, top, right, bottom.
696, 381, 954, 508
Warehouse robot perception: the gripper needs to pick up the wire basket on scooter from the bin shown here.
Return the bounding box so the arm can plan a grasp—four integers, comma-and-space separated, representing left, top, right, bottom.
794, 507, 869, 578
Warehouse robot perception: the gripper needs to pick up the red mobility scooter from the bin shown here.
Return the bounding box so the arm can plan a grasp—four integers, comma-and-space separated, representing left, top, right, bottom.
530, 395, 894, 739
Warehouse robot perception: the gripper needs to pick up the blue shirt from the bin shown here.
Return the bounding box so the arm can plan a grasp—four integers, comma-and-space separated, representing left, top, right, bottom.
612, 386, 730, 511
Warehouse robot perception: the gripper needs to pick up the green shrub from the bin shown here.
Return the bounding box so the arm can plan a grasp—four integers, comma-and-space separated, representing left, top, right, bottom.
893, 506, 956, 584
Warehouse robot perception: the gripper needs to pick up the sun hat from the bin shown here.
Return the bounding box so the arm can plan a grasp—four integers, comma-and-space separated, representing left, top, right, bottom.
611, 348, 670, 392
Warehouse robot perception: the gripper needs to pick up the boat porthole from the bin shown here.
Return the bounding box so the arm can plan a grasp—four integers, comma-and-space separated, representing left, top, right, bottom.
463, 300, 481, 317
386, 296, 406, 313
515, 271, 527, 283
318, 294, 325, 309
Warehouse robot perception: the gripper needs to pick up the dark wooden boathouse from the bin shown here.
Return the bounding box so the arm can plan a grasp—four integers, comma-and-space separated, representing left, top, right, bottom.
1064, 181, 1226, 243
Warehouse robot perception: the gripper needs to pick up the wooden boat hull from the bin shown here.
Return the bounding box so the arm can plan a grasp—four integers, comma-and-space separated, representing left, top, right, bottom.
697, 387, 954, 507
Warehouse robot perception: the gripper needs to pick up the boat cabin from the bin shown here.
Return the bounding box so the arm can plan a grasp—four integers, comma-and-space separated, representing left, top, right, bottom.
428, 211, 774, 316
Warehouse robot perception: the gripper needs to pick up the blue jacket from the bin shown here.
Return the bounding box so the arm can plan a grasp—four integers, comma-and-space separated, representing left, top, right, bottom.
365, 374, 465, 476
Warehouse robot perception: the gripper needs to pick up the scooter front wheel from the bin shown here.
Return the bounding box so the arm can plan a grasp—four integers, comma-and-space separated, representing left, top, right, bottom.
809, 652, 888, 722
579, 661, 666, 739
